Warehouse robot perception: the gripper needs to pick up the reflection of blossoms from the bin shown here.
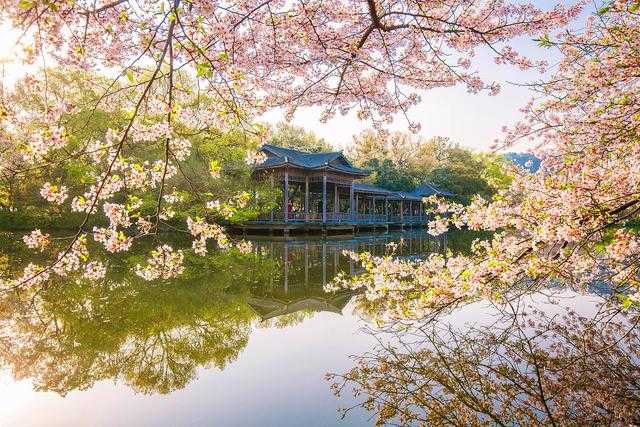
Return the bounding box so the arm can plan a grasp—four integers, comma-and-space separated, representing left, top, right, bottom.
40, 182, 68, 205
23, 229, 50, 251
135, 245, 185, 281
330, 302, 640, 426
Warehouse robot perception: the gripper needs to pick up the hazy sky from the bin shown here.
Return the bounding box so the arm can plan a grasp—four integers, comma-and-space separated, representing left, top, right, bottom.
261, 38, 553, 152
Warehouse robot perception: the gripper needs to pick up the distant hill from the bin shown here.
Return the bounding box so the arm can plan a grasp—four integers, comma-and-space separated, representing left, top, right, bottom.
504, 152, 541, 172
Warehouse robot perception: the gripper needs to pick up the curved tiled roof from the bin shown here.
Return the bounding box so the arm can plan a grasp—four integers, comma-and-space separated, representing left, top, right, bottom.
353, 183, 422, 200
410, 182, 455, 197
254, 144, 369, 177
353, 183, 392, 195
254, 144, 452, 200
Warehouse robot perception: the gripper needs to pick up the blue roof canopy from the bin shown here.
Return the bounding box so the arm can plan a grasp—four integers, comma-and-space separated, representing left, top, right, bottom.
254, 144, 370, 177
410, 182, 455, 198
253, 144, 453, 200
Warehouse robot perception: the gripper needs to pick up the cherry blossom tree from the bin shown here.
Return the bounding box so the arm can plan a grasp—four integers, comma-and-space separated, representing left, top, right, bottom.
0, 0, 582, 287
332, 2, 640, 319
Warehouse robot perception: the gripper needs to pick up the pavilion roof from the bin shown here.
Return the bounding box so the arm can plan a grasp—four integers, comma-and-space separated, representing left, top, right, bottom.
254, 144, 370, 177
410, 182, 455, 198
353, 183, 422, 201
246, 292, 354, 322
253, 145, 453, 200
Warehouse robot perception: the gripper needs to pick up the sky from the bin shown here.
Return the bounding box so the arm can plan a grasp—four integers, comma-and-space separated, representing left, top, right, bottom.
260, 64, 539, 152
0, 0, 579, 152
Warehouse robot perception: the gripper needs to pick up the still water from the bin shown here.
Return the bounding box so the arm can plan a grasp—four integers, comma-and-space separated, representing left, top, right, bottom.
0, 231, 447, 427
1, 230, 636, 426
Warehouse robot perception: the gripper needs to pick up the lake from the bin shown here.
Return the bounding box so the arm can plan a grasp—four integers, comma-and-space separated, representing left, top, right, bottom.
0, 230, 636, 426
0, 231, 447, 426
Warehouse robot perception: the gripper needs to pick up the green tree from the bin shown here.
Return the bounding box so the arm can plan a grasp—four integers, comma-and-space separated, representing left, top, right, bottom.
267, 122, 332, 153
346, 129, 503, 202
0, 68, 278, 230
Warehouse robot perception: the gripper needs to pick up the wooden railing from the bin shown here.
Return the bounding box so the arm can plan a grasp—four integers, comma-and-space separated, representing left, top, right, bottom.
246, 212, 428, 225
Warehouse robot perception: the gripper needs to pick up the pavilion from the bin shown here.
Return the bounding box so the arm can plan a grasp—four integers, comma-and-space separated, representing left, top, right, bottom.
243, 144, 451, 235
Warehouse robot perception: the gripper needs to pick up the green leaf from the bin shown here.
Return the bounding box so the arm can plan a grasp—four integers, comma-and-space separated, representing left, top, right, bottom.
630, 1, 640, 13
597, 5, 610, 15
196, 62, 212, 78
18, 0, 35, 9
536, 34, 552, 48
126, 69, 134, 83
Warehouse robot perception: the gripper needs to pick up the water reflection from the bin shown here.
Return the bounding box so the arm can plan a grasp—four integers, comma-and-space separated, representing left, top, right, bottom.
4, 230, 632, 425
0, 231, 448, 398
329, 294, 640, 425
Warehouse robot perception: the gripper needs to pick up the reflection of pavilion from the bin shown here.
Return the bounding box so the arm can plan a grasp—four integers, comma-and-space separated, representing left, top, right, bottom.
248, 232, 447, 321
247, 292, 354, 322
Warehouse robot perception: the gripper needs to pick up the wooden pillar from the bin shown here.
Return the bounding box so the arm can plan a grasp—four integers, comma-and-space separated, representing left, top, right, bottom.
385, 197, 389, 220
334, 182, 339, 215
349, 182, 355, 221
304, 175, 309, 222
284, 169, 289, 223
400, 200, 404, 223
322, 173, 327, 223
355, 193, 359, 217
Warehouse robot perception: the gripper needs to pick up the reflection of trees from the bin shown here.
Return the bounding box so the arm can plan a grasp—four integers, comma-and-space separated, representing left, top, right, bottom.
330, 300, 640, 425
0, 250, 276, 395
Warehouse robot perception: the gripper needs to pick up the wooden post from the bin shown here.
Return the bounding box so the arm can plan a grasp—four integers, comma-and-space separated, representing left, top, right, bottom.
385, 197, 389, 221
400, 200, 404, 223
322, 173, 327, 223
284, 169, 289, 223
350, 182, 355, 221
334, 182, 339, 217
355, 193, 359, 219
304, 175, 309, 222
